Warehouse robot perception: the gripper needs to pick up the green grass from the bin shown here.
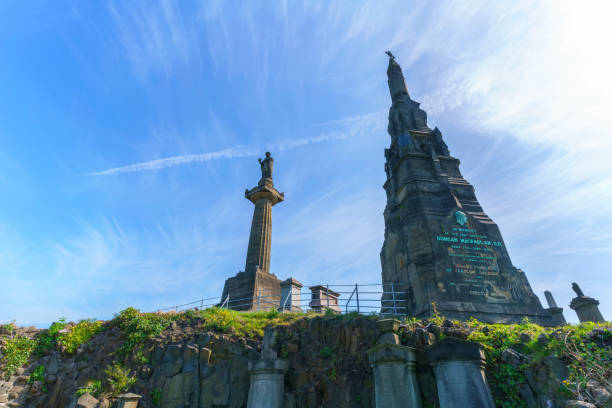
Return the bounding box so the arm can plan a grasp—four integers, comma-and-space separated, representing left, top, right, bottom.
75, 379, 103, 398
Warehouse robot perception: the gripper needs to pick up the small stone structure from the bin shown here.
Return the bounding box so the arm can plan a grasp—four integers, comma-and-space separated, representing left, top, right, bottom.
116, 393, 142, 408
247, 327, 289, 408
426, 337, 495, 408
368, 319, 422, 408
570, 282, 605, 323
280, 278, 303, 311
308, 285, 341, 312
544, 290, 566, 324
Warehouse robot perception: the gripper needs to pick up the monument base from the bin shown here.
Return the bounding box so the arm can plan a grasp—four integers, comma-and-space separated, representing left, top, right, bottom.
221, 270, 281, 311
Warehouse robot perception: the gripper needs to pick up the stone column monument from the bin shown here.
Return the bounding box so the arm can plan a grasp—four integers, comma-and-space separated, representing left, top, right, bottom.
367, 319, 422, 408
569, 283, 605, 323
426, 338, 495, 408
220, 152, 285, 310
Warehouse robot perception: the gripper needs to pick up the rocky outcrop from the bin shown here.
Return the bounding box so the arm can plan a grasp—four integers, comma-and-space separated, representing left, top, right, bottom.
0, 316, 610, 408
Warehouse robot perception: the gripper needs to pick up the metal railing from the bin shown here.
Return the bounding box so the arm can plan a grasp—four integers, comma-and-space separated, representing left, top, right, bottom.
151, 282, 410, 316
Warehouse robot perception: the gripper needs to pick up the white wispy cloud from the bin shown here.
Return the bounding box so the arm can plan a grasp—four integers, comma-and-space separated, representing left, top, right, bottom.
89, 113, 385, 176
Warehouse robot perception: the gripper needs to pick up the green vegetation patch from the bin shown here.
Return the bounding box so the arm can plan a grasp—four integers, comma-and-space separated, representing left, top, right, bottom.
75, 379, 103, 398
185, 307, 307, 338
112, 307, 178, 356
60, 319, 103, 354
467, 318, 611, 407
105, 363, 136, 397
35, 318, 67, 356
1, 336, 37, 379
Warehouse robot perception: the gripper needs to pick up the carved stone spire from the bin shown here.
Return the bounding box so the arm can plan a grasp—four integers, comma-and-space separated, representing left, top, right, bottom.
386, 51, 410, 101
385, 52, 429, 146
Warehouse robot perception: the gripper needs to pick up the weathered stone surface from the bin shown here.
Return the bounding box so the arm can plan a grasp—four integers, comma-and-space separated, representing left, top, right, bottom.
379, 53, 564, 326
570, 283, 605, 323
76, 393, 99, 408
565, 401, 597, 408
427, 338, 495, 408
368, 319, 421, 408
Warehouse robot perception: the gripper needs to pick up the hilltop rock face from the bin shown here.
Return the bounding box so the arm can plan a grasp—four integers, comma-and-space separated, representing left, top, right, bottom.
0, 317, 610, 408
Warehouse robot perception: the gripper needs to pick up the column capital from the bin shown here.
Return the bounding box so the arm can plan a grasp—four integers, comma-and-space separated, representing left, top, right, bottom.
245, 184, 284, 205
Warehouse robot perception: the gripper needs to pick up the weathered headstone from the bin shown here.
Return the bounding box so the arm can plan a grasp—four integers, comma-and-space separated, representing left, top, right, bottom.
569, 282, 605, 323
379, 53, 564, 326
247, 327, 289, 408
427, 337, 495, 408
221, 153, 285, 311
368, 319, 422, 408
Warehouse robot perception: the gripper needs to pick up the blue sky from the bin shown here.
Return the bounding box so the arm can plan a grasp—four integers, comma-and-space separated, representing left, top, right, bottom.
1, 1, 611, 327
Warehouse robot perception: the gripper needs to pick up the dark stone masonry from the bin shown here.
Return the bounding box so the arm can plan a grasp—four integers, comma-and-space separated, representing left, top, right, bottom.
379, 52, 565, 325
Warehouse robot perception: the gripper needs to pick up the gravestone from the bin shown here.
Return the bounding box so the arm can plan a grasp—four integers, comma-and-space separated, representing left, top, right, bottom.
379, 52, 564, 325
368, 319, 422, 408
426, 337, 495, 408
247, 327, 289, 408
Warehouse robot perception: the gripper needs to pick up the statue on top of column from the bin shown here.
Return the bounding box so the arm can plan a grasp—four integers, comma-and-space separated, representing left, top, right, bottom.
258, 152, 274, 180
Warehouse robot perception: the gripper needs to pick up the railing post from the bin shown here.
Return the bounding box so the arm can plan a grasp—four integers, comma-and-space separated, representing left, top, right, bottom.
391, 282, 397, 315
200, 299, 204, 309
257, 289, 261, 311
356, 284, 360, 314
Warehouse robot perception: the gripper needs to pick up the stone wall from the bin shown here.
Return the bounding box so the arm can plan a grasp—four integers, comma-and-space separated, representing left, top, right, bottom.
0, 316, 610, 408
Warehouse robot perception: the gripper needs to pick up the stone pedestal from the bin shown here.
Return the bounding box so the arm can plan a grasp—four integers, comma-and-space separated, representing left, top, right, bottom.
427, 338, 494, 408
247, 327, 289, 408
569, 282, 605, 323
116, 393, 142, 408
247, 359, 289, 408
368, 319, 422, 408
280, 278, 303, 311
570, 297, 605, 323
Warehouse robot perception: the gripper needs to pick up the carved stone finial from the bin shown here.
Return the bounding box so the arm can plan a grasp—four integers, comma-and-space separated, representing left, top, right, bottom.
572, 282, 584, 297
385, 50, 395, 60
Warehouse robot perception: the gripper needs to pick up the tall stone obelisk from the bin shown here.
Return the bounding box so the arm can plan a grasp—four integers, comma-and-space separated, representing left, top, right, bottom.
221, 152, 284, 310
379, 52, 565, 325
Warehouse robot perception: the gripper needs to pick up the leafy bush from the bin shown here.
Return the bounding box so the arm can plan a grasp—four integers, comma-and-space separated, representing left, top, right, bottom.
59, 319, 103, 354
75, 379, 103, 398
35, 318, 67, 356
104, 363, 136, 397
468, 318, 611, 407
113, 308, 176, 356
28, 364, 45, 383
0, 321, 16, 332
1, 336, 37, 378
